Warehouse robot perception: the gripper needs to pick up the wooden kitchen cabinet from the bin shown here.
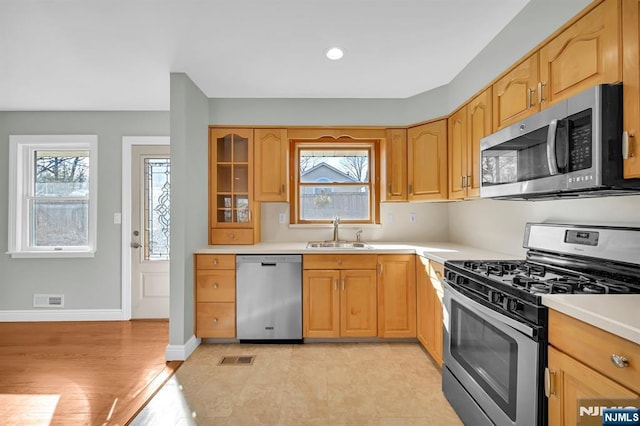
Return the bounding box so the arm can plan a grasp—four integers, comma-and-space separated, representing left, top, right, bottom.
303, 254, 377, 338
538, 0, 620, 109
407, 119, 448, 201
416, 256, 444, 366
194, 254, 236, 338
622, 0, 640, 178
377, 254, 416, 338
381, 128, 408, 202
448, 106, 468, 200
209, 128, 260, 245
547, 309, 640, 425
254, 128, 288, 201
493, 53, 540, 131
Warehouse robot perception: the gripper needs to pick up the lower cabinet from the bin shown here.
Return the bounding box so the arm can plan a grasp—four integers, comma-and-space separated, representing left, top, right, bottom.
194, 254, 236, 338
547, 309, 640, 425
377, 254, 416, 338
303, 254, 377, 338
416, 256, 444, 366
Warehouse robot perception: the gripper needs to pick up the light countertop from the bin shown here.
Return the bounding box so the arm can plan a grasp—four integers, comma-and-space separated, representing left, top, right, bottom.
542, 294, 640, 345
194, 241, 520, 264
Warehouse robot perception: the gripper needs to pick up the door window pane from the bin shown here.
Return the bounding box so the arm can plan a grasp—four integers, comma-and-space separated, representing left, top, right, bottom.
144, 158, 170, 260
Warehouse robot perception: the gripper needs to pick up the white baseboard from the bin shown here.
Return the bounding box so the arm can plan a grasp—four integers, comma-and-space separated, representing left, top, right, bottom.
0, 309, 125, 322
165, 334, 201, 361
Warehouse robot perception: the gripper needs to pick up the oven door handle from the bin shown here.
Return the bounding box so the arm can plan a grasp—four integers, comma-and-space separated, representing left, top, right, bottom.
547, 119, 559, 176
446, 283, 536, 338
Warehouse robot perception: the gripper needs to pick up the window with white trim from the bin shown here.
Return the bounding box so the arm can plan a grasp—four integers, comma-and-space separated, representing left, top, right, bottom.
8, 135, 98, 257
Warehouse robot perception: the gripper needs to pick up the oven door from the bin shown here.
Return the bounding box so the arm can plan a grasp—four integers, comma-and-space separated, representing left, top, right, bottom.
443, 283, 542, 426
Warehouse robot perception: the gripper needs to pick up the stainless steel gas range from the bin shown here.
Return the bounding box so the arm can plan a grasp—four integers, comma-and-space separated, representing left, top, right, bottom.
441, 222, 640, 426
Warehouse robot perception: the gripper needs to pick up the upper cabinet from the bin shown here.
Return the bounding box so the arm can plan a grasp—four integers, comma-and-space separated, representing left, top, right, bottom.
208, 128, 260, 245
448, 88, 492, 200
623, 0, 640, 178
538, 0, 620, 108
493, 53, 540, 131
407, 120, 448, 201
381, 128, 408, 202
254, 128, 288, 202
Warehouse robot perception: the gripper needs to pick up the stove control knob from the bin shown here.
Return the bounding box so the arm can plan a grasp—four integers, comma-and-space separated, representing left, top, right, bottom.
456, 275, 467, 285
506, 299, 523, 313
489, 291, 503, 305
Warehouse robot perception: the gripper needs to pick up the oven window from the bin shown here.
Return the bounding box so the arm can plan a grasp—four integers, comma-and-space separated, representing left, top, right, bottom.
450, 300, 518, 421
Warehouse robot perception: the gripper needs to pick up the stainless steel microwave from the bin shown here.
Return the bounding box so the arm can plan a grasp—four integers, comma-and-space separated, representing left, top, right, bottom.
480, 83, 640, 199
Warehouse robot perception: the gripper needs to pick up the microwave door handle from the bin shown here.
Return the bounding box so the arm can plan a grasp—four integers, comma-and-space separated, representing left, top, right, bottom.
547, 119, 559, 176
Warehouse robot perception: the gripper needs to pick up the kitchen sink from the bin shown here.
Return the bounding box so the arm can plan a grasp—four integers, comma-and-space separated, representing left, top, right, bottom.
306, 241, 373, 249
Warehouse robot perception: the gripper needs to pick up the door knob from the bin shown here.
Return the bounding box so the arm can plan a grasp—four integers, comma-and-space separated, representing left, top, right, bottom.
131, 242, 142, 249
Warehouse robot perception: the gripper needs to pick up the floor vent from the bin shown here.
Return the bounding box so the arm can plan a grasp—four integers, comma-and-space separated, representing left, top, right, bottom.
218, 355, 255, 366
33, 294, 65, 308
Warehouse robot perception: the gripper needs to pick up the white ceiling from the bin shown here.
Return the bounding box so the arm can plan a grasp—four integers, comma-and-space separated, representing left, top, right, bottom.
0, 0, 530, 111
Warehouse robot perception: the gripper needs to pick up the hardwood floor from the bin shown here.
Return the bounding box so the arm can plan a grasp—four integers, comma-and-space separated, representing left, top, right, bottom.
0, 320, 180, 426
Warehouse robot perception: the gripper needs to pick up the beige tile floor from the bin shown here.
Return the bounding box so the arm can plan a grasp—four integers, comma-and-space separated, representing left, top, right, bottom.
132, 342, 462, 426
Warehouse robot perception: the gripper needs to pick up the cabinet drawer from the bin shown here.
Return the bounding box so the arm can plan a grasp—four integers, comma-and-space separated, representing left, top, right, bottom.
303, 254, 377, 270
210, 229, 255, 245
196, 303, 235, 338
195, 254, 235, 270
196, 270, 236, 302
549, 309, 640, 394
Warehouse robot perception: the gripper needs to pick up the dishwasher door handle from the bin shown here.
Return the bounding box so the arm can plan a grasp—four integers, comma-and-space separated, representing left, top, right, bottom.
261, 263, 277, 267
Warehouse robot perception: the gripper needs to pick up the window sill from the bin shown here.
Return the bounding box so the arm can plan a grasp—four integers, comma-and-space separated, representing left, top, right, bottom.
7, 251, 96, 259
288, 223, 382, 229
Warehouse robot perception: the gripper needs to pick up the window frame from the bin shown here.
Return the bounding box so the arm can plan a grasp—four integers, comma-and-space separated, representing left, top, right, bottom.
290, 138, 380, 225
8, 135, 98, 258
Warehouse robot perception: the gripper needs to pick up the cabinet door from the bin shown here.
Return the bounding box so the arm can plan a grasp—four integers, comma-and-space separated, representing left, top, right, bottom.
303, 270, 340, 338
547, 346, 639, 426
340, 269, 377, 337
448, 106, 468, 200
377, 255, 416, 338
416, 257, 430, 350
539, 0, 620, 109
382, 128, 408, 201
196, 302, 236, 338
407, 120, 448, 201
254, 128, 288, 202
493, 54, 539, 130
623, 0, 640, 178
427, 261, 444, 367
466, 88, 492, 198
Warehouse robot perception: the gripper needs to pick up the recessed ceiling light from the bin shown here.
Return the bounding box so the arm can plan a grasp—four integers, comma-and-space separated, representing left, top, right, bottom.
325, 47, 344, 60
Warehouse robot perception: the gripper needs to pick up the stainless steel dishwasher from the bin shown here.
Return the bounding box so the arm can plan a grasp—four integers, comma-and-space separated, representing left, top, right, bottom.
236, 254, 302, 341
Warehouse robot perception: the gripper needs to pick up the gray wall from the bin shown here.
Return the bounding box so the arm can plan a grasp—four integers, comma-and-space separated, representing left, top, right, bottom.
169, 73, 209, 347
0, 111, 168, 310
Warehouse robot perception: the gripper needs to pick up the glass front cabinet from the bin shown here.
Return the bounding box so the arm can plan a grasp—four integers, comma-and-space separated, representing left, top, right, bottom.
209, 128, 260, 245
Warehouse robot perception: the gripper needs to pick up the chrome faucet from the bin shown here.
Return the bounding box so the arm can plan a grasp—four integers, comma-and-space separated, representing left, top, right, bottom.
355, 229, 363, 242
332, 216, 340, 242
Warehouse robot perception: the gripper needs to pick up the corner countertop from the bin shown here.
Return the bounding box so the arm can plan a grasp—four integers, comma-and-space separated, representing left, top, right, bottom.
542, 294, 640, 345
193, 241, 520, 264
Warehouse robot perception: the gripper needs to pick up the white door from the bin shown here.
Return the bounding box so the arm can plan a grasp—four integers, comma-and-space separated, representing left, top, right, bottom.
131, 145, 170, 318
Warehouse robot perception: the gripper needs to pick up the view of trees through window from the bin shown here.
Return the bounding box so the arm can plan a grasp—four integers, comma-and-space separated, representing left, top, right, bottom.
32, 151, 89, 246
298, 148, 371, 221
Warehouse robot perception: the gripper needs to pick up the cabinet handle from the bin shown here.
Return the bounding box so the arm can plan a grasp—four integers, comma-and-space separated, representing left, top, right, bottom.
388, 183, 392, 195
459, 175, 464, 189
544, 367, 556, 397
379, 263, 384, 275
623, 131, 635, 159
435, 270, 443, 280
341, 279, 345, 291
334, 279, 338, 291
527, 88, 535, 108
466, 175, 471, 188
248, 210, 252, 222
610, 354, 629, 368
408, 184, 413, 194
538, 81, 546, 104
281, 184, 285, 194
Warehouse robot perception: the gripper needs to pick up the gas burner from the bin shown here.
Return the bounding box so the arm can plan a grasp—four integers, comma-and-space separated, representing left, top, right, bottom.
580, 282, 607, 294
529, 283, 551, 294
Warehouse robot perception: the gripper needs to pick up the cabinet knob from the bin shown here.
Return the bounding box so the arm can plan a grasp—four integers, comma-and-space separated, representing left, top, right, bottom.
212, 259, 218, 265
337, 259, 343, 265
213, 318, 219, 323
213, 283, 218, 289
229, 233, 235, 239
610, 354, 629, 368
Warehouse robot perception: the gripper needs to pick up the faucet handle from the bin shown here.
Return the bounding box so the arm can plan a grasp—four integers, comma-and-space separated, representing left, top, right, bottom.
355, 229, 363, 242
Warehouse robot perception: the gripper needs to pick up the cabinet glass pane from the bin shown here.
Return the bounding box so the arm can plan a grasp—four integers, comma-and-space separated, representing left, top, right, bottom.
217, 194, 232, 209
234, 136, 249, 163
216, 208, 234, 223
217, 135, 233, 162
234, 165, 249, 193
236, 195, 249, 223
217, 165, 232, 192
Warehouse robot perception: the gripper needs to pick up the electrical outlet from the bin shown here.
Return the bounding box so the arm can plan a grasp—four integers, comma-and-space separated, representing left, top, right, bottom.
113, 212, 121, 224
279, 213, 286, 224
409, 213, 417, 224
